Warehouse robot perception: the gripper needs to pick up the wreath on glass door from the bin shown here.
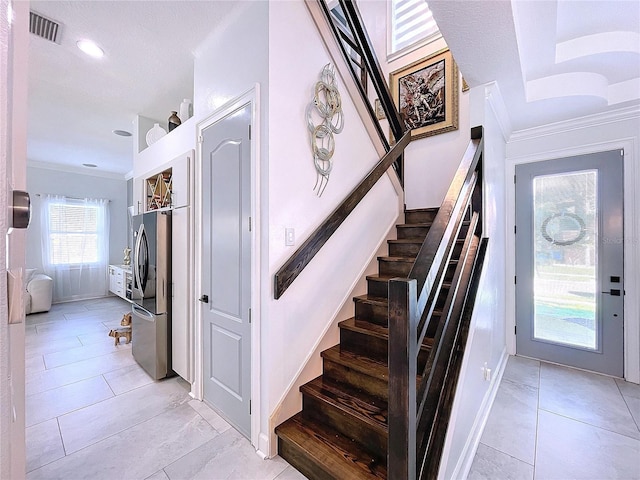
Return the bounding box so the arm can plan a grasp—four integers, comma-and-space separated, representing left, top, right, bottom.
541, 212, 587, 246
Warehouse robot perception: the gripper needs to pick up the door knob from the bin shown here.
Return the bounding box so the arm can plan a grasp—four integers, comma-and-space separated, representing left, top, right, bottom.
9, 190, 31, 229
199, 294, 209, 303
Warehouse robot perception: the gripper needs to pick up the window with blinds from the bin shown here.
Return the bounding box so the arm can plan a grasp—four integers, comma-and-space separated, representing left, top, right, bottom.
389, 0, 440, 57
47, 202, 100, 265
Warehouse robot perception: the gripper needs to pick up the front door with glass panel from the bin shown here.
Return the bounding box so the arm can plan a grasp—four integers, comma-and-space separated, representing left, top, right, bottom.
515, 150, 624, 376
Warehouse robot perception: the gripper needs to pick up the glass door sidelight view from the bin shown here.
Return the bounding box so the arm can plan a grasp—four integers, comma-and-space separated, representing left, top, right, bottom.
515, 150, 624, 377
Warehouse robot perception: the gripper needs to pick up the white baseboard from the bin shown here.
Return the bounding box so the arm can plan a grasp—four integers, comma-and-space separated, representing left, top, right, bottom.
256, 433, 270, 459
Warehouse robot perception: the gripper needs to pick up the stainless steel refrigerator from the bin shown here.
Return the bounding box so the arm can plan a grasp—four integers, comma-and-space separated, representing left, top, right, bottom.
131, 210, 172, 379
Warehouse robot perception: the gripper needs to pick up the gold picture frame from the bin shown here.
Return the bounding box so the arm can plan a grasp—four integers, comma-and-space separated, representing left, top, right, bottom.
390, 48, 459, 140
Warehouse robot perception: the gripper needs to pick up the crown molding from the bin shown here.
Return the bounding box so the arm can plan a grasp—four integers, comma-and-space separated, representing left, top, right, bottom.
27, 161, 128, 181
510, 105, 640, 143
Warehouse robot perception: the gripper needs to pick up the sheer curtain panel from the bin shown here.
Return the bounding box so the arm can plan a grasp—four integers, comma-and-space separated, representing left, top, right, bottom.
41, 195, 110, 303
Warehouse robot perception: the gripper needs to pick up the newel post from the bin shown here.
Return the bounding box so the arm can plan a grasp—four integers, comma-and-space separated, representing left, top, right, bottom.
388, 278, 418, 480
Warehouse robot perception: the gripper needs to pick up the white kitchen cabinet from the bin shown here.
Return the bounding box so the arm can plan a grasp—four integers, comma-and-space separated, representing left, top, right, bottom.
132, 123, 194, 385
108, 265, 131, 301
171, 206, 191, 381
171, 150, 192, 208
135, 150, 192, 213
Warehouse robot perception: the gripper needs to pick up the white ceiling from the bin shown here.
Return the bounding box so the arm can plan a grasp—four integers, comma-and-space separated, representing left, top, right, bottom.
27, 1, 640, 178
27, 0, 234, 176
428, 0, 640, 132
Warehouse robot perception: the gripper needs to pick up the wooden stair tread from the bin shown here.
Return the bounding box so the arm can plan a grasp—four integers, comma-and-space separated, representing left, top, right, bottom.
396, 223, 432, 228
322, 345, 389, 380
405, 207, 438, 213
277, 413, 387, 479
365, 273, 396, 282
353, 294, 388, 307
387, 238, 424, 244
340, 317, 389, 339
340, 317, 434, 349
377, 256, 414, 263
302, 376, 388, 433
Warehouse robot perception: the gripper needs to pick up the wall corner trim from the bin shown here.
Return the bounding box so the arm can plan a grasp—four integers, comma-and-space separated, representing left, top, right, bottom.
483, 82, 513, 143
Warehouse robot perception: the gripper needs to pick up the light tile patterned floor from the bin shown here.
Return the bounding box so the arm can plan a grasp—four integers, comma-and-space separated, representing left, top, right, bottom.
28, 300, 639, 479
469, 356, 640, 480
25, 297, 304, 480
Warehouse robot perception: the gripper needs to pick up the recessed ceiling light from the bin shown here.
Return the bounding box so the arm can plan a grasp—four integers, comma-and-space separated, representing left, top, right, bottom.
113, 129, 132, 137
76, 39, 104, 58
83, 163, 97, 168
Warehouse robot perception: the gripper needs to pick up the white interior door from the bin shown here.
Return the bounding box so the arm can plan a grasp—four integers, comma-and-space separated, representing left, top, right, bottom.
515, 150, 624, 376
1, 0, 28, 477
200, 102, 252, 438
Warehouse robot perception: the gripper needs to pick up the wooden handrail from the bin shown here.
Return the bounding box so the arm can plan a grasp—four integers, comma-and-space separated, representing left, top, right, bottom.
388, 127, 485, 479
274, 0, 412, 299
274, 131, 410, 299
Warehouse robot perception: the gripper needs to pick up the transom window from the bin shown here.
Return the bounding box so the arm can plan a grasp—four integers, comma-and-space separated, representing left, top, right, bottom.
389, 0, 440, 58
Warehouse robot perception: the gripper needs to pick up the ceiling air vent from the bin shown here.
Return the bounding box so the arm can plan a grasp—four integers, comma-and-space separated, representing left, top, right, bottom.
29, 11, 62, 44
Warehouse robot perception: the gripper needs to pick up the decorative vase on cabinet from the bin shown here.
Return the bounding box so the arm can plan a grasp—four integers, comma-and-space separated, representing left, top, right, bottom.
168, 111, 181, 132
145, 123, 166, 147
179, 99, 192, 123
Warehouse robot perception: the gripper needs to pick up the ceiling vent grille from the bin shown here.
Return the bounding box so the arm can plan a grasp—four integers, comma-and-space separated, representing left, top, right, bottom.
29, 11, 62, 44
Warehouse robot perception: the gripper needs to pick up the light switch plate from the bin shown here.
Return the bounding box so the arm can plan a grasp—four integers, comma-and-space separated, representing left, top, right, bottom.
285, 228, 295, 246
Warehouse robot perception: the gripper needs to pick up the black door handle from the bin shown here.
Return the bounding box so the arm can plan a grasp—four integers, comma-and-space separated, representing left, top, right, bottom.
199, 294, 209, 303
602, 289, 621, 296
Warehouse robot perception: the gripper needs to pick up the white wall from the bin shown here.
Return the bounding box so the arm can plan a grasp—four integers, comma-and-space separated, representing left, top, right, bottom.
438, 82, 509, 480
185, 0, 272, 453
265, 0, 401, 456
357, 0, 472, 209
1, 0, 29, 476
26, 165, 129, 272
506, 107, 640, 383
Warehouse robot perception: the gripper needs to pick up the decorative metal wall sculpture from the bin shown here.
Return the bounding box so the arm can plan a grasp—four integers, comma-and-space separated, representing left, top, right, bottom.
307, 64, 343, 196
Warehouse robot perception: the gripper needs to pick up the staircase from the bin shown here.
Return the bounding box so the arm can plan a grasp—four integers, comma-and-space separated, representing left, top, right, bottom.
276, 207, 470, 479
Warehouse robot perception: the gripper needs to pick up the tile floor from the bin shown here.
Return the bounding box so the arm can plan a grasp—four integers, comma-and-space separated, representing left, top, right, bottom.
469, 355, 640, 480
25, 299, 640, 479
25, 297, 304, 480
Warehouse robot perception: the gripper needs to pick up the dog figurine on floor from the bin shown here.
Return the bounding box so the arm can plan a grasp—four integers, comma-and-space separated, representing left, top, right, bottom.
108, 313, 133, 345
109, 326, 131, 345
121, 312, 132, 326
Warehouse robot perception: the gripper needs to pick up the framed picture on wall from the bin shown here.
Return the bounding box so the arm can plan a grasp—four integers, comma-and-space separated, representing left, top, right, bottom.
374, 99, 386, 120
390, 48, 459, 140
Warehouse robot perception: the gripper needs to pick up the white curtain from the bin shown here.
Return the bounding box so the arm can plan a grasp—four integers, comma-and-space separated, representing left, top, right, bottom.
41, 195, 110, 303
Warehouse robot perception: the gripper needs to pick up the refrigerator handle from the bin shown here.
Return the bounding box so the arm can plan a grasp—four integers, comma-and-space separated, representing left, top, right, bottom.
134, 223, 144, 296
132, 304, 155, 320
